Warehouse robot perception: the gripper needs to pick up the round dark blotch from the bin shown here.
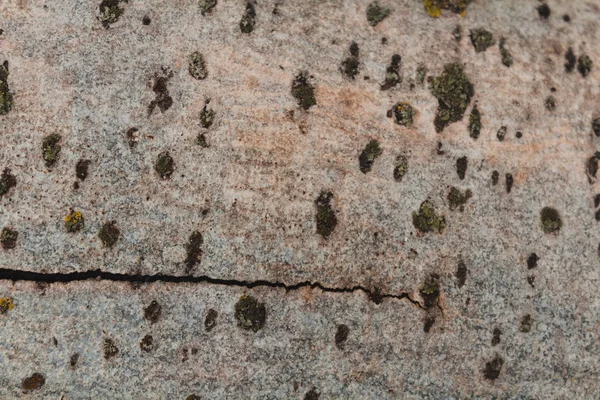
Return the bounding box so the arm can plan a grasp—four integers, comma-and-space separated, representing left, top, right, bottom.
335, 324, 350, 349
562, 14, 570, 22
0, 227, 18, 250
483, 354, 504, 380
527, 253, 539, 269
515, 131, 523, 139
103, 338, 119, 359
456, 260, 467, 288
540, 207, 562, 234
419, 274, 440, 309
537, 3, 550, 19
456, 156, 468, 180
505, 173, 514, 193
304, 387, 320, 400
70, 353, 79, 368
234, 295, 266, 332
143, 300, 162, 324
22, 373, 45, 391
315, 191, 337, 239
140, 334, 154, 352
204, 308, 218, 332
142, 15, 151, 25
98, 221, 120, 248
155, 151, 175, 179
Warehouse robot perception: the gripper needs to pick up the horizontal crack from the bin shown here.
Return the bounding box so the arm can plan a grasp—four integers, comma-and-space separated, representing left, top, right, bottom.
0, 268, 423, 308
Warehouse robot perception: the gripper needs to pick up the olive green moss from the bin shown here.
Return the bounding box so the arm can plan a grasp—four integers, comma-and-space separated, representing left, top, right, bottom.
0, 168, 16, 198
155, 151, 174, 179
291, 72, 316, 110
468, 105, 481, 139
199, 0, 217, 15
98, 221, 120, 248
393, 155, 408, 182
469, 28, 495, 53
315, 191, 337, 239
64, 210, 84, 233
188, 51, 208, 80
42, 134, 62, 167
359, 139, 383, 173
0, 61, 12, 115
593, 117, 600, 137
456, 156, 467, 180
540, 207, 562, 234
200, 101, 215, 128
430, 63, 474, 132
412, 200, 446, 233
103, 338, 119, 359
196, 133, 209, 148
416, 65, 427, 84
366, 2, 391, 26
419, 274, 440, 309
99, 0, 125, 29
239, 2, 256, 33
381, 54, 401, 90
499, 37, 513, 67
447, 186, 472, 211
423, 0, 471, 18
185, 231, 203, 271
342, 42, 360, 79
234, 295, 266, 332
577, 55, 593, 78
0, 227, 18, 250
392, 102, 413, 127
565, 48, 576, 72
545, 96, 556, 111
520, 314, 533, 333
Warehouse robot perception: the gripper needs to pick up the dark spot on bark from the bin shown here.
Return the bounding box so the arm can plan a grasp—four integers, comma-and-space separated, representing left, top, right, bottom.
0, 61, 12, 115
592, 117, 600, 137
587, 152, 600, 183
359, 139, 382, 173
142, 15, 151, 25
22, 373, 45, 391
456, 156, 468, 180
423, 316, 436, 333
420, 274, 440, 309
537, 3, 550, 19
185, 231, 203, 272
144, 300, 161, 324
527, 275, 535, 288
205, 308, 218, 331
505, 173, 513, 193
304, 387, 320, 400
453, 25, 462, 42
199, 0, 217, 15
469, 105, 481, 139
42, 134, 62, 167
140, 334, 154, 352
483, 354, 504, 380
197, 133, 209, 148
188, 51, 208, 80
186, 396, 201, 400
540, 207, 562, 234
234, 295, 266, 332
155, 151, 174, 179
99, 0, 125, 28
469, 28, 495, 53
520, 314, 533, 332
98, 221, 120, 248
126, 127, 139, 147
497, 126, 506, 141
430, 63, 474, 132
369, 287, 384, 304
491, 328, 501, 346
342, 42, 360, 79
0, 168, 16, 198
491, 170, 499, 185
545, 96, 556, 111
499, 37, 513, 67
565, 47, 576, 72
391, 102, 413, 126
75, 159, 90, 181
456, 259, 467, 288
291, 72, 316, 110
527, 253, 539, 269
393, 155, 409, 182
315, 191, 337, 239
515, 131, 523, 139
577, 55, 593, 78
335, 324, 349, 349
366, 2, 390, 27
240, 1, 256, 33
103, 338, 119, 359
70, 353, 79, 368
148, 69, 174, 115
381, 54, 401, 90
413, 201, 446, 234
562, 14, 570, 22
448, 187, 472, 211
200, 99, 215, 129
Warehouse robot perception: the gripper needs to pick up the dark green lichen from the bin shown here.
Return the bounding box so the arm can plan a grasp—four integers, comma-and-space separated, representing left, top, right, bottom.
140, 334, 154, 352
491, 170, 499, 185
366, 2, 390, 27
199, 0, 217, 15
393, 154, 408, 182
496, 126, 507, 141
499, 37, 513, 67
412, 200, 445, 234
103, 338, 119, 359
416, 65, 427, 84
419, 274, 440, 309
315, 191, 337, 239
75, 159, 90, 181
234, 295, 266, 332
0, 227, 18, 250
200, 99, 215, 128
545, 96, 556, 111
381, 54, 401, 90
335, 324, 349, 349
430, 63, 474, 132
148, 69, 174, 115
491, 328, 501, 346
469, 28, 495, 53
391, 102, 413, 126
359, 139, 383, 173
64, 210, 84, 233
22, 373, 45, 391
447, 186, 472, 211
520, 314, 533, 333
577, 55, 593, 78
537, 3, 550, 19
0, 168, 16, 198
483, 354, 504, 380
540, 207, 562, 234
99, 0, 125, 29
593, 117, 600, 137
42, 134, 62, 167
185, 230, 203, 271
143, 300, 161, 323
456, 156, 467, 180
188, 52, 208, 80
0, 61, 12, 115
155, 151, 174, 179
468, 105, 481, 139
292, 72, 316, 110
239, 1, 256, 34
205, 308, 218, 332
98, 221, 120, 248
196, 133, 209, 148
587, 151, 600, 183
565, 47, 576, 72
342, 42, 360, 79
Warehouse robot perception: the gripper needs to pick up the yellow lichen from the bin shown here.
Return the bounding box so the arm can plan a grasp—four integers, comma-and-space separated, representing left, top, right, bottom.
423, 0, 470, 18
0, 297, 14, 314
64, 210, 84, 232
424, 0, 442, 18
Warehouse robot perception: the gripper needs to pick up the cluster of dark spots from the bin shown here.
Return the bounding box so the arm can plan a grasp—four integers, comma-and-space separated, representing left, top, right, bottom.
420, 274, 440, 309
527, 253, 539, 269
144, 300, 161, 323
456, 259, 467, 288
545, 96, 556, 111
540, 207, 562, 234
304, 387, 320, 400
64, 209, 84, 233
577, 55, 593, 78
142, 15, 151, 25
99, 0, 126, 28
98, 221, 120, 248
520, 314, 533, 332
291, 72, 316, 110
537, 3, 550, 19
199, 0, 217, 15
240, 1, 256, 34
75, 159, 90, 181
491, 328, 501, 346
423, 0, 471, 18
103, 338, 119, 359
185, 231, 203, 272
381, 54, 401, 90
22, 373, 45, 391
456, 156, 467, 180
359, 139, 382, 173
205, 308, 218, 331
592, 117, 600, 137
565, 47, 576, 72
155, 151, 175, 179
234, 295, 266, 332
430, 63, 474, 132
188, 52, 208, 80
496, 126, 507, 142
587, 151, 600, 183
366, 2, 390, 26
505, 173, 513, 193
491, 170, 499, 185
315, 191, 337, 239
341, 42, 360, 79
393, 154, 409, 182
42, 134, 62, 167
423, 316, 436, 333
389, 102, 413, 126
335, 324, 349, 349
416, 65, 427, 84
447, 186, 472, 211
483, 354, 504, 380
0, 61, 12, 115
452, 25, 462, 42
148, 69, 174, 115
0, 296, 14, 313
469, 105, 481, 139
0, 168, 16, 198
499, 37, 513, 67
413, 200, 445, 234
69, 353, 79, 368
469, 28, 495, 53
126, 127, 139, 147
140, 334, 154, 352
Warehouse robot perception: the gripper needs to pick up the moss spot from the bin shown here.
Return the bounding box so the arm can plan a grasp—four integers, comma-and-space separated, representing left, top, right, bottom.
0, 297, 14, 313
42, 134, 62, 168
540, 207, 562, 234
185, 231, 203, 271
469, 28, 495, 53
565, 47, 576, 72
491, 170, 499, 185
496, 126, 507, 141
75, 159, 90, 181
423, 0, 471, 18
188, 51, 208, 80
520, 314, 533, 333
144, 300, 161, 323
499, 37, 513, 67
391, 102, 413, 126
99, 0, 125, 29
0, 227, 18, 250
196, 133, 209, 148
0, 61, 13, 115
430, 63, 474, 132
359, 139, 383, 173
200, 100, 215, 128
577, 55, 593, 78
315, 191, 337, 239
335, 324, 349, 349
204, 308, 218, 332
527, 253, 539, 270
537, 3, 550, 19
148, 69, 173, 115
64, 210, 84, 233
103, 338, 119, 359
393, 154, 409, 182
448, 186, 472, 211
452, 25, 462, 42
587, 151, 600, 183
545, 96, 556, 111
412, 200, 446, 233
292, 72, 316, 110
304, 388, 320, 400
199, 0, 217, 15
456, 156, 467, 180
419, 274, 440, 309
468, 105, 481, 139
381, 54, 401, 90
366, 2, 390, 26
416, 64, 427, 84
483, 354, 504, 380
239, 1, 256, 34
140, 334, 154, 352
456, 260, 467, 288
505, 173, 513, 193
234, 295, 266, 332
22, 373, 45, 391
342, 42, 360, 79
155, 151, 174, 179
98, 221, 120, 248
0, 168, 16, 198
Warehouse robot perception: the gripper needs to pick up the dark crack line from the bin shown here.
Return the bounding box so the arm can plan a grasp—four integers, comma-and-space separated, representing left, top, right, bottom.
0, 268, 424, 308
